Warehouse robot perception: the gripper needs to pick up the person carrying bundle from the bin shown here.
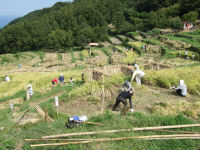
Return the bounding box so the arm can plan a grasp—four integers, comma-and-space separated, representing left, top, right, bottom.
131, 64, 145, 85
112, 81, 134, 113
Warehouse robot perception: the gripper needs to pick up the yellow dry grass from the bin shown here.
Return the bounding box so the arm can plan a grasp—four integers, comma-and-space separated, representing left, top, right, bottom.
151, 101, 200, 119
0, 70, 82, 99
144, 66, 200, 95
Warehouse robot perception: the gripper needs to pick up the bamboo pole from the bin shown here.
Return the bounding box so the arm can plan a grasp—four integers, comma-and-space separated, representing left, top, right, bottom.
152, 129, 200, 135
32, 134, 200, 147
145, 137, 200, 140
26, 138, 92, 141
42, 124, 200, 139
42, 129, 131, 139
74, 121, 104, 125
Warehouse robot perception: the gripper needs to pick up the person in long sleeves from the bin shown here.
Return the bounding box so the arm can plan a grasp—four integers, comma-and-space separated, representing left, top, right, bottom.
131, 64, 145, 85
26, 84, 33, 101
112, 81, 134, 113
58, 73, 65, 86
173, 80, 187, 97
5, 74, 10, 82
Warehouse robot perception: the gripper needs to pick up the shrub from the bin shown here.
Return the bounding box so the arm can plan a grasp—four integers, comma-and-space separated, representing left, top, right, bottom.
182, 11, 199, 23
170, 17, 182, 30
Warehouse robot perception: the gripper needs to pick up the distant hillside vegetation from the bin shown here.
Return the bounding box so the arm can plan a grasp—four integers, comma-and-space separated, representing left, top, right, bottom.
0, 0, 199, 53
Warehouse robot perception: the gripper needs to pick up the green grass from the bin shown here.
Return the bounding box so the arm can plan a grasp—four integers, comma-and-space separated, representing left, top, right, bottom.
161, 46, 177, 60
38, 51, 45, 62
56, 53, 62, 61
143, 38, 162, 45
100, 48, 113, 56
1, 110, 200, 150
0, 55, 11, 64
162, 33, 200, 53
70, 52, 76, 63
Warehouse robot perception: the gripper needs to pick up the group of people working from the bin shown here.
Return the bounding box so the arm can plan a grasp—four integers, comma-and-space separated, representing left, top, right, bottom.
52, 74, 74, 85
112, 64, 187, 113
3, 64, 188, 111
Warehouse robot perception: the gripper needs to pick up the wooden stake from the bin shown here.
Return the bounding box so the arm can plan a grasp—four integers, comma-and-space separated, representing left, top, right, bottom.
31, 134, 200, 147
35, 105, 54, 122
42, 124, 200, 139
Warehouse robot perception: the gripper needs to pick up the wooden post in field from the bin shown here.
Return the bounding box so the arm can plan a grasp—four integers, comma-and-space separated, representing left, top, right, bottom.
55, 96, 59, 116
101, 75, 105, 113
10, 102, 13, 113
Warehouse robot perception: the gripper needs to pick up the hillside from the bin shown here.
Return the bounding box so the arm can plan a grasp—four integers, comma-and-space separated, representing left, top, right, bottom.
0, 27, 200, 149
0, 0, 199, 53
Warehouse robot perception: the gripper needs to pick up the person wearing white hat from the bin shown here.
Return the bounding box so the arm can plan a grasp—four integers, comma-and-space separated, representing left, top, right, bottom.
26, 84, 33, 101
58, 73, 65, 86
5, 74, 10, 82
175, 80, 187, 97
131, 64, 145, 85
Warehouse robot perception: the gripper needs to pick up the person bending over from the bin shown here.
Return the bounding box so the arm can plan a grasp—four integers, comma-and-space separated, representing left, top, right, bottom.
112, 81, 134, 113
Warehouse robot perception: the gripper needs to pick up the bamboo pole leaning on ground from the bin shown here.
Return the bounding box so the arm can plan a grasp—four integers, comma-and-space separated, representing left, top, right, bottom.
42, 124, 200, 139
31, 134, 200, 147
26, 138, 93, 142
74, 121, 104, 125
152, 129, 200, 135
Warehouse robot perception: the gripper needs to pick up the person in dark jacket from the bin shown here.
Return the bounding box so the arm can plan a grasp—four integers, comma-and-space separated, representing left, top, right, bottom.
112, 81, 134, 113
58, 73, 65, 85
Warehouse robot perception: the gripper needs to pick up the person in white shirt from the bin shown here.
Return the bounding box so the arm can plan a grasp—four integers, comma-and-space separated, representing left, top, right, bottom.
5, 75, 10, 82
131, 64, 145, 85
185, 50, 188, 58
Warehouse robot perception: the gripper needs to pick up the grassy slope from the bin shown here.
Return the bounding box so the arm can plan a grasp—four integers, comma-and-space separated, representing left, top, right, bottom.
0, 30, 200, 149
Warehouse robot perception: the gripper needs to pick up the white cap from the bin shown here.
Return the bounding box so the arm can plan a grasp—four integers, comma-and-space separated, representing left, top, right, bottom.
27, 84, 32, 88
134, 64, 139, 70
80, 116, 88, 121
180, 80, 184, 85
61, 73, 63, 76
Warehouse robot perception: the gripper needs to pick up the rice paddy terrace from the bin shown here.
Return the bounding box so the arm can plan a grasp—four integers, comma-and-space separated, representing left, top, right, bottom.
0, 29, 200, 150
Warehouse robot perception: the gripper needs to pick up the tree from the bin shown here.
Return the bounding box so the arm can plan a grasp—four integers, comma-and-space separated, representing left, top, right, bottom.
182, 11, 199, 23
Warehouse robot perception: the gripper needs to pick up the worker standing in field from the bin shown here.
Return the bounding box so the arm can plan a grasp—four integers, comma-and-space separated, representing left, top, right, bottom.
112, 81, 134, 113
26, 84, 33, 101
131, 64, 145, 85
58, 73, 65, 86
52, 78, 58, 85
171, 80, 187, 97
185, 50, 188, 59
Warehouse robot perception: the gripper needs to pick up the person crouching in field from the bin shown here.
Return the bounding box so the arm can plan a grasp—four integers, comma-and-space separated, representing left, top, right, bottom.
171, 80, 187, 97
112, 81, 134, 113
5, 74, 10, 82
26, 84, 33, 101
52, 78, 58, 85
131, 64, 145, 85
